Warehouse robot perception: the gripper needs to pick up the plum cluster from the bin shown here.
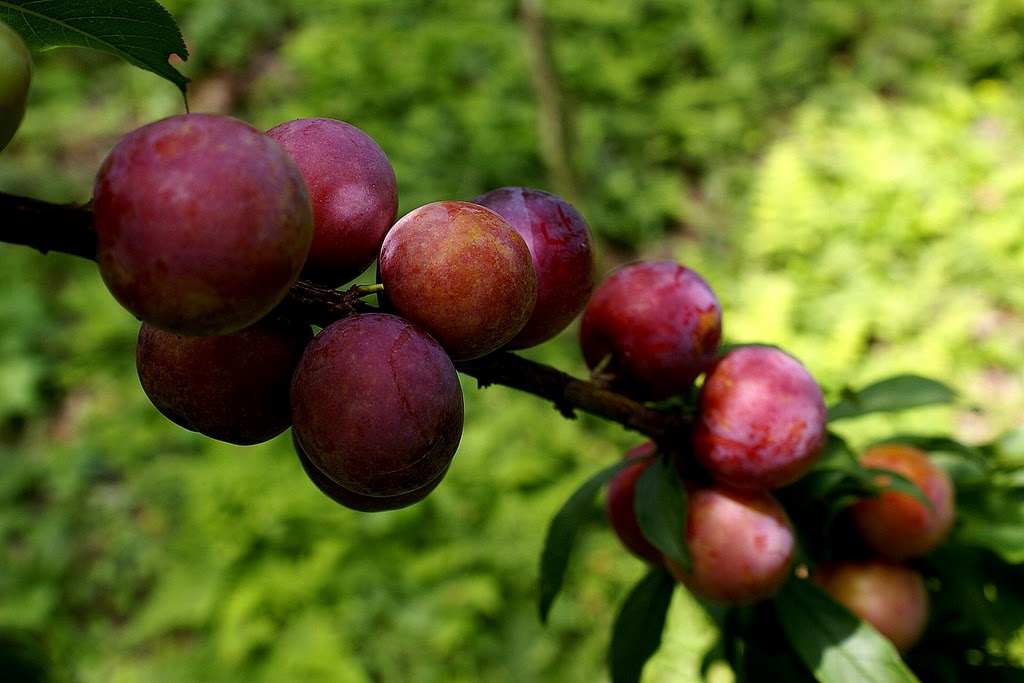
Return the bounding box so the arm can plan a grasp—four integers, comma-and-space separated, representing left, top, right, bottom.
92, 113, 595, 511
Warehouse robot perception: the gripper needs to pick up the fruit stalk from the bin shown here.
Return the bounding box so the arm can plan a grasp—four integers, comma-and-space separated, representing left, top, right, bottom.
0, 190, 692, 446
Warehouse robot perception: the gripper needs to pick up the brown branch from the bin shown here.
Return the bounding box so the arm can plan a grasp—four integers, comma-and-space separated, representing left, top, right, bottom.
0, 190, 691, 449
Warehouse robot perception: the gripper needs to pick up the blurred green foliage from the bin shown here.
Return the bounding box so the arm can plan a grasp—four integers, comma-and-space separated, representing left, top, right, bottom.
1, 0, 1023, 680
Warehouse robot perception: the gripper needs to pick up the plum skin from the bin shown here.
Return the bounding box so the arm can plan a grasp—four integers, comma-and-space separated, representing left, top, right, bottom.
93, 113, 313, 336
850, 444, 956, 560
136, 318, 313, 445
604, 442, 663, 563
579, 260, 722, 401
0, 21, 31, 152
813, 559, 929, 653
293, 434, 449, 512
693, 345, 827, 490
379, 201, 538, 360
290, 313, 464, 497
472, 187, 595, 349
664, 485, 796, 605
267, 118, 398, 286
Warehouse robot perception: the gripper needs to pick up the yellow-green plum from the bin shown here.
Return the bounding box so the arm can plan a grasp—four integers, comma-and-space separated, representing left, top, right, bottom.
0, 21, 31, 152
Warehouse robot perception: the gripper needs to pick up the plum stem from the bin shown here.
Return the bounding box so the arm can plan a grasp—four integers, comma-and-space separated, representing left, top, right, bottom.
0, 190, 692, 449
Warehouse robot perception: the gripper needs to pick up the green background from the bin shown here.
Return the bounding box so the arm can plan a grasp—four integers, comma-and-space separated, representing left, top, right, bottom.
1, 0, 1023, 680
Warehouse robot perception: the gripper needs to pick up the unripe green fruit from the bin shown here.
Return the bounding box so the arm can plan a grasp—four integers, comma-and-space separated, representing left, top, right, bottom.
0, 21, 31, 152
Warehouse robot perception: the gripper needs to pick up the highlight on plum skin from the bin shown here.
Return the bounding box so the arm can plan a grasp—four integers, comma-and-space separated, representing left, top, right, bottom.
604, 441, 663, 564
378, 200, 538, 361
267, 117, 398, 286
293, 433, 450, 512
290, 313, 464, 497
579, 260, 722, 401
692, 345, 828, 491
472, 187, 596, 349
663, 484, 796, 605
850, 444, 956, 561
136, 318, 313, 446
92, 113, 313, 336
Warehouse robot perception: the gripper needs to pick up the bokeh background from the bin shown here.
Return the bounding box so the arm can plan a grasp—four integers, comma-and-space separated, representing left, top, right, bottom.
2, 1, 1024, 680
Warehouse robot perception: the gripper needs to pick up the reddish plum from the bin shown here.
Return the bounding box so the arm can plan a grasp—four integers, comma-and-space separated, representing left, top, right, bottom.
579, 260, 721, 401
604, 442, 663, 563
472, 187, 595, 348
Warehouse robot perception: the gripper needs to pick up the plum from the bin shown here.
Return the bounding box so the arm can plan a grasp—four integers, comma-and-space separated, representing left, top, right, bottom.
136, 318, 313, 445
290, 313, 464, 496
0, 21, 31, 152
378, 201, 537, 360
813, 559, 929, 653
693, 345, 827, 490
93, 113, 313, 336
267, 118, 398, 286
293, 434, 449, 512
604, 442, 663, 563
579, 260, 721, 401
664, 484, 796, 605
472, 187, 595, 348
850, 444, 956, 560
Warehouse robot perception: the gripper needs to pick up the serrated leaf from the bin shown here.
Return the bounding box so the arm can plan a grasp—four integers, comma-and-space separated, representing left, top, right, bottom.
634, 455, 690, 571
774, 577, 920, 683
0, 0, 189, 95
608, 566, 675, 683
538, 458, 633, 623
828, 375, 957, 421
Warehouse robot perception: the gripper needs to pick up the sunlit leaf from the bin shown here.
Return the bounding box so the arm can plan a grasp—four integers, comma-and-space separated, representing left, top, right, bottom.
828, 375, 956, 421
0, 0, 189, 95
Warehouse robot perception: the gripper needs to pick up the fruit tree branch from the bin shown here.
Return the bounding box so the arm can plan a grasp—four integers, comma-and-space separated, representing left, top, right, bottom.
0, 190, 690, 448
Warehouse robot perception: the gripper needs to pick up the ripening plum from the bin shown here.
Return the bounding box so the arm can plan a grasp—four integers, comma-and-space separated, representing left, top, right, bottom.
267, 118, 398, 285
93, 113, 313, 336
664, 485, 796, 605
604, 442, 663, 563
0, 21, 31, 152
472, 187, 595, 349
850, 444, 956, 560
290, 313, 464, 496
693, 345, 827, 490
378, 201, 538, 360
813, 559, 929, 653
579, 260, 722, 401
136, 318, 313, 445
293, 434, 449, 512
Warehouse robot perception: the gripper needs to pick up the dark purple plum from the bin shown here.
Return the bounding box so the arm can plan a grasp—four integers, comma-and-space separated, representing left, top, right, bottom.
267, 118, 398, 286
693, 345, 827, 490
293, 434, 449, 512
378, 201, 538, 360
290, 313, 464, 496
93, 113, 313, 335
136, 318, 313, 445
579, 260, 722, 400
472, 187, 595, 348
664, 485, 796, 605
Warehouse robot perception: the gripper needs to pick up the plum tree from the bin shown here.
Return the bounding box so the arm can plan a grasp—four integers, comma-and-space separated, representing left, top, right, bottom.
813, 560, 929, 653
604, 442, 663, 563
136, 318, 313, 445
472, 187, 596, 349
579, 260, 722, 401
290, 313, 464, 497
663, 484, 796, 605
849, 444, 956, 560
267, 117, 398, 286
378, 200, 538, 360
0, 20, 31, 152
92, 113, 313, 336
692, 345, 827, 490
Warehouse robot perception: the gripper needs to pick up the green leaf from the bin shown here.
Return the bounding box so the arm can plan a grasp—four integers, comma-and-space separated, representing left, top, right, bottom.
634, 455, 690, 571
774, 577, 921, 683
860, 467, 934, 511
828, 375, 957, 421
608, 566, 675, 683
538, 458, 632, 624
0, 0, 189, 96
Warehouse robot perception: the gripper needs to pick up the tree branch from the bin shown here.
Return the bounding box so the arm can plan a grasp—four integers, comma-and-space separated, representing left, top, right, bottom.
0, 190, 691, 449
